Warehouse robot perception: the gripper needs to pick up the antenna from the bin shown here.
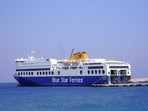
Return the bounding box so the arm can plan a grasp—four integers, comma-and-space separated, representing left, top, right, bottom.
70, 48, 74, 57
28, 51, 36, 59
31, 51, 35, 57
28, 53, 30, 58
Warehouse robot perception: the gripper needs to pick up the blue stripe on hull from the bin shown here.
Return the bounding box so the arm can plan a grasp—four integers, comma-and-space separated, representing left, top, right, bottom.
14, 76, 109, 86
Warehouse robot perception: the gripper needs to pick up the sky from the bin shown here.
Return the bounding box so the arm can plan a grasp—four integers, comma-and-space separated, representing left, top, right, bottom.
0, 0, 148, 82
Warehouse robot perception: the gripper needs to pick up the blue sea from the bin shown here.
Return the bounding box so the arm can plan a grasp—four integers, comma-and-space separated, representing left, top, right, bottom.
0, 83, 148, 111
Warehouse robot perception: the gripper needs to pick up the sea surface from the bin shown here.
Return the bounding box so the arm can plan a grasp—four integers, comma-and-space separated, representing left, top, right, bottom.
0, 83, 148, 111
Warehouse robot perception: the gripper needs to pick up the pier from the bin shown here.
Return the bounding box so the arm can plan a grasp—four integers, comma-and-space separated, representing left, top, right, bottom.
91, 83, 148, 87
92, 78, 148, 87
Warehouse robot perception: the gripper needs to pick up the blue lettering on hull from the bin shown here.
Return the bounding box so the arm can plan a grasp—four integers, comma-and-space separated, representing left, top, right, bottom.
15, 76, 109, 86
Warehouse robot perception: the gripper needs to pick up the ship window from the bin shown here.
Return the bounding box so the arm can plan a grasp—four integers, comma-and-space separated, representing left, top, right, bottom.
29, 72, 30, 75
46, 71, 48, 75
95, 70, 97, 74
109, 66, 128, 68
23, 72, 25, 75
99, 70, 101, 74
37, 72, 39, 75
88, 66, 103, 69
52, 71, 54, 75
79, 67, 82, 69
43, 72, 45, 75
88, 70, 90, 74
102, 70, 105, 74
91, 70, 94, 74
49, 71, 50, 75
18, 72, 20, 75
31, 72, 33, 75
58, 71, 60, 75
80, 70, 82, 74
40, 72, 42, 75
26, 72, 28, 75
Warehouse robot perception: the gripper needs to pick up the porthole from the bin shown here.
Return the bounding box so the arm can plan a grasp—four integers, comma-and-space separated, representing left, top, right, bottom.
40, 72, 42, 75
37, 72, 39, 75
102, 70, 105, 74
91, 70, 94, 74
31, 72, 33, 75
49, 71, 50, 75
43, 72, 45, 75
18, 72, 20, 76
46, 71, 48, 75
95, 70, 97, 74
52, 71, 54, 75
29, 72, 30, 75
58, 71, 60, 75
88, 70, 90, 74
26, 72, 28, 75
80, 70, 82, 74
99, 70, 101, 74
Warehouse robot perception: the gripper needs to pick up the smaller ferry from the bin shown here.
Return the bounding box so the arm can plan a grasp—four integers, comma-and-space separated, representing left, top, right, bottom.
13, 51, 131, 86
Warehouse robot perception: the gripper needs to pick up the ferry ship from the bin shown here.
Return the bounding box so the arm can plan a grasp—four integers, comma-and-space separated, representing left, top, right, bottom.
13, 51, 131, 86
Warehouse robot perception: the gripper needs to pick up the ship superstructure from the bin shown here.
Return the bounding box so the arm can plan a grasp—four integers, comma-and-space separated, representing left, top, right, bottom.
14, 51, 131, 86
